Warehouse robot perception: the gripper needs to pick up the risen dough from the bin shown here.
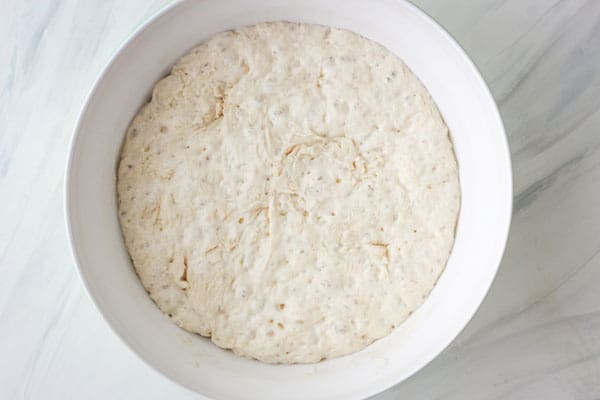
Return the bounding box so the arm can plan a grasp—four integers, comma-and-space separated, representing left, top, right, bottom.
117, 22, 460, 363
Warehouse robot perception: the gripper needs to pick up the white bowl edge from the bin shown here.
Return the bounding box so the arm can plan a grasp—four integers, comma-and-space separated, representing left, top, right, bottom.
65, 1, 513, 399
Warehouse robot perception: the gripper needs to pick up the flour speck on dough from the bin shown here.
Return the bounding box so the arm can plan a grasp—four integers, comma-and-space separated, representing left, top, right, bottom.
117, 22, 460, 364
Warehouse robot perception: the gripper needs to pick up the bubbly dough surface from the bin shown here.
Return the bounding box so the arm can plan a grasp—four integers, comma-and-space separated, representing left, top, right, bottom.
117, 22, 460, 363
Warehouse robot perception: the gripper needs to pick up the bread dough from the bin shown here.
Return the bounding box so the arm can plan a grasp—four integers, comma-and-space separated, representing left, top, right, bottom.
117, 22, 460, 363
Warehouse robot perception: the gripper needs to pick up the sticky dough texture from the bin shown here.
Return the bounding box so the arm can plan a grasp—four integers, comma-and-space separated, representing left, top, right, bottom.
117, 22, 460, 364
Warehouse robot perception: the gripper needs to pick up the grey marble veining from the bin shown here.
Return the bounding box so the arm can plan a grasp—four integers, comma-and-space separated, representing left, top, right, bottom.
1, 0, 599, 399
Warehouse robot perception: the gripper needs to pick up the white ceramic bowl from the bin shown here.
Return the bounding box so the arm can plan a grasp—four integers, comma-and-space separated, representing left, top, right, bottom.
65, 1, 512, 399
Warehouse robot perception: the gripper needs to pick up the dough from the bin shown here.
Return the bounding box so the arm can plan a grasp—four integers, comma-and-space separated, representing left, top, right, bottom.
117, 22, 460, 363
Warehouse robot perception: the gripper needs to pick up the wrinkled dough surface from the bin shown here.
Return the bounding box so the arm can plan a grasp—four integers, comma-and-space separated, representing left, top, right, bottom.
117, 22, 460, 363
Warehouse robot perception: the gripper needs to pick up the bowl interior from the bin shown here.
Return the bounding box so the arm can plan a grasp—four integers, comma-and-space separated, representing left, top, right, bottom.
66, 1, 512, 399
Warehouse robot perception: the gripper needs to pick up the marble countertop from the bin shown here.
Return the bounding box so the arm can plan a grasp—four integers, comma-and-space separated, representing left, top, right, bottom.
2, 0, 600, 398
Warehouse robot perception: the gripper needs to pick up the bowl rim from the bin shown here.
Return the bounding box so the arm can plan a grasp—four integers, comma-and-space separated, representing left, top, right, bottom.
64, 0, 513, 398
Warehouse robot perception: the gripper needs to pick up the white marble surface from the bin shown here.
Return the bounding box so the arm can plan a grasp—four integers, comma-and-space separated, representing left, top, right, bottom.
2, 0, 600, 398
